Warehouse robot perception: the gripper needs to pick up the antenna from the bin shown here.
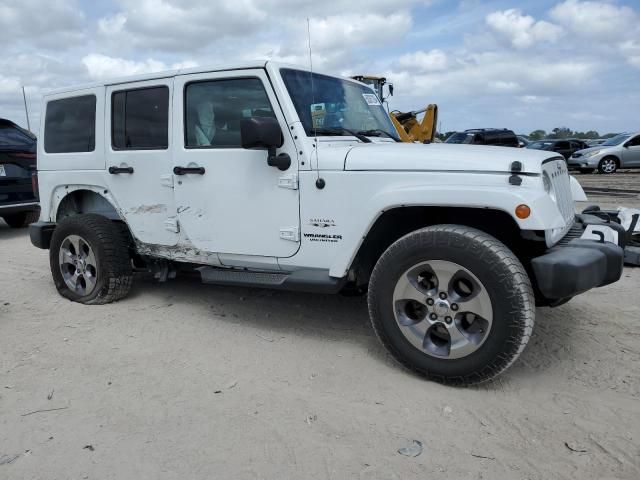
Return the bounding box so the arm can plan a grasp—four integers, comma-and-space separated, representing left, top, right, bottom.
307, 18, 324, 189
22, 86, 31, 132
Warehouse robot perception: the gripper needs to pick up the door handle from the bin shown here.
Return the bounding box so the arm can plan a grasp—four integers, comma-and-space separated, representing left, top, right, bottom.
108, 166, 134, 174
173, 166, 205, 175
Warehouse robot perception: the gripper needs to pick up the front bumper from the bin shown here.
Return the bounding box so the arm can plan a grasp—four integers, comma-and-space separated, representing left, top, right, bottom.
531, 214, 625, 302
568, 154, 601, 169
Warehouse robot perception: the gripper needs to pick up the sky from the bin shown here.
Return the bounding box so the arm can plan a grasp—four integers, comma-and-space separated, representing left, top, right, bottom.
1, 0, 639, 135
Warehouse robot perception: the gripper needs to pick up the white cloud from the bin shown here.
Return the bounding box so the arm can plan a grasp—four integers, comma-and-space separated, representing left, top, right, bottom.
82, 54, 198, 80
309, 13, 412, 50
550, 0, 637, 42
0, 0, 85, 47
486, 8, 562, 48
550, 1, 640, 68
398, 49, 447, 72
620, 40, 640, 68
0, 76, 21, 96
98, 13, 127, 36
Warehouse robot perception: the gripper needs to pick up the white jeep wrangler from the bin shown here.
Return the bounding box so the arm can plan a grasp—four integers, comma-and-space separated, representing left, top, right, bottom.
30, 61, 625, 385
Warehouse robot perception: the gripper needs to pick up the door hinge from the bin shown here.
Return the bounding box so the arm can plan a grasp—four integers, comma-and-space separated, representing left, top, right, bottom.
278, 173, 298, 190
279, 226, 300, 242
161, 174, 174, 188
164, 217, 180, 233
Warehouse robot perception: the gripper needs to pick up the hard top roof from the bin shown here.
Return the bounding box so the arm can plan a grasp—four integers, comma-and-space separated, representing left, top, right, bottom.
43, 61, 356, 96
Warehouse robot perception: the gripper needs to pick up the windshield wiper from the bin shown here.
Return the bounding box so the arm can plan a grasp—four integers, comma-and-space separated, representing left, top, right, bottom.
313, 127, 372, 143
358, 129, 400, 142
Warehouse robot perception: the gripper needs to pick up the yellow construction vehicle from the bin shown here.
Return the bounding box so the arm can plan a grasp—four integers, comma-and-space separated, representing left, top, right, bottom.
351, 75, 438, 143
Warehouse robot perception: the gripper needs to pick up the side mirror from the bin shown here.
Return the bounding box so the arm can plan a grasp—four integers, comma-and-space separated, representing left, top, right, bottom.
388, 83, 394, 97
240, 117, 283, 150
240, 117, 290, 171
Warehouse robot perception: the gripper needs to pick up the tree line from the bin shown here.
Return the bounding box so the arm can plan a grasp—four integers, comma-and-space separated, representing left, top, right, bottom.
526, 128, 619, 140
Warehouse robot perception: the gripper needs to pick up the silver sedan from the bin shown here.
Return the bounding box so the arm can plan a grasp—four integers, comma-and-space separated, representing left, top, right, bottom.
568, 132, 640, 174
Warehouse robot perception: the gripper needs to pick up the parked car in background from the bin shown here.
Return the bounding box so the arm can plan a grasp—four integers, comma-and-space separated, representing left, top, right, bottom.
517, 135, 530, 148
526, 139, 589, 160
569, 132, 640, 174
0, 118, 39, 228
444, 128, 519, 147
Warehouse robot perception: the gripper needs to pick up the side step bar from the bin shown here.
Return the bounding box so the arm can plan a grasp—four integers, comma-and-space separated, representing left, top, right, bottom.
197, 267, 345, 294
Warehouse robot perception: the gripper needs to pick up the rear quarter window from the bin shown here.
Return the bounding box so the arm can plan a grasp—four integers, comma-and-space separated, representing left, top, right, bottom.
44, 95, 96, 153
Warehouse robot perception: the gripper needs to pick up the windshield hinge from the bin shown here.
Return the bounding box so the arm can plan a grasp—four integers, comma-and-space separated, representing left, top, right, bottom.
278, 173, 298, 190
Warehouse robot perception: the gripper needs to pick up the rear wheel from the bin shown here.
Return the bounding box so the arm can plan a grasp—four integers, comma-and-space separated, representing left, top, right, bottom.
368, 225, 535, 386
49, 214, 133, 304
2, 210, 40, 228
598, 157, 618, 174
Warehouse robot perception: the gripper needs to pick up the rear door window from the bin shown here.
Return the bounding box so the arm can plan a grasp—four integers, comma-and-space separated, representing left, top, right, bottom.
112, 86, 169, 150
44, 95, 96, 153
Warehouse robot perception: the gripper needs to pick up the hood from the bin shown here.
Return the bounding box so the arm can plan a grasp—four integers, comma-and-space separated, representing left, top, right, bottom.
343, 142, 560, 174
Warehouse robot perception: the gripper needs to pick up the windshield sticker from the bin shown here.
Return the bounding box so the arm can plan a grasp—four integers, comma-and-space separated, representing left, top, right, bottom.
362, 93, 381, 106
310, 103, 326, 128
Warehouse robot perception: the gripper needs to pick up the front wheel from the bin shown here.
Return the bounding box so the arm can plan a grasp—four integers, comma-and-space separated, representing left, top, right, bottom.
368, 225, 535, 386
49, 214, 133, 304
598, 157, 618, 174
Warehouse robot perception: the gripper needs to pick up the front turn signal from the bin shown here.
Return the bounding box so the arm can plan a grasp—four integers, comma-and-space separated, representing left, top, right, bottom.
515, 204, 531, 219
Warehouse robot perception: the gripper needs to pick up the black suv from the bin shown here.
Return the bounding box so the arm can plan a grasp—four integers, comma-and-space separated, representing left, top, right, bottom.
526, 139, 589, 160
444, 128, 519, 147
0, 118, 39, 228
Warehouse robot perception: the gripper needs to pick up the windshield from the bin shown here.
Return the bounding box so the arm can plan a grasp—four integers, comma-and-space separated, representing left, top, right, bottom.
602, 134, 630, 146
445, 132, 475, 144
280, 68, 398, 140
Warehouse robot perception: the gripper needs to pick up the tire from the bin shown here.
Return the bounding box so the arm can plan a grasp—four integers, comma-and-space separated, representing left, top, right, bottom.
49, 214, 133, 304
2, 210, 40, 228
598, 156, 618, 174
579, 168, 595, 174
367, 225, 535, 386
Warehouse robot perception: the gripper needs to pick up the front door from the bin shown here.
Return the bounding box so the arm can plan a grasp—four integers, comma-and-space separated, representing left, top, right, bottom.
622, 134, 640, 167
105, 78, 178, 246
172, 70, 300, 259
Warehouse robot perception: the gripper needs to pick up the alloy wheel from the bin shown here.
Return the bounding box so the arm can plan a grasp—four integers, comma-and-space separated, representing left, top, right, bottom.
58, 234, 98, 296
392, 260, 493, 359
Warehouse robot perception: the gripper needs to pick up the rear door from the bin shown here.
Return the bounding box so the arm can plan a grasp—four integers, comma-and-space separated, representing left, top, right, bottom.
105, 78, 179, 246
172, 69, 300, 260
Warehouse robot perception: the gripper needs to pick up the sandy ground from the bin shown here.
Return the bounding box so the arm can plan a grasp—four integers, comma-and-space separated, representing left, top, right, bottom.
1, 173, 639, 480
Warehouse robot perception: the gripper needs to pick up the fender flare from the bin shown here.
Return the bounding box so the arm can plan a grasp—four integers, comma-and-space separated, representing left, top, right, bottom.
50, 185, 125, 222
